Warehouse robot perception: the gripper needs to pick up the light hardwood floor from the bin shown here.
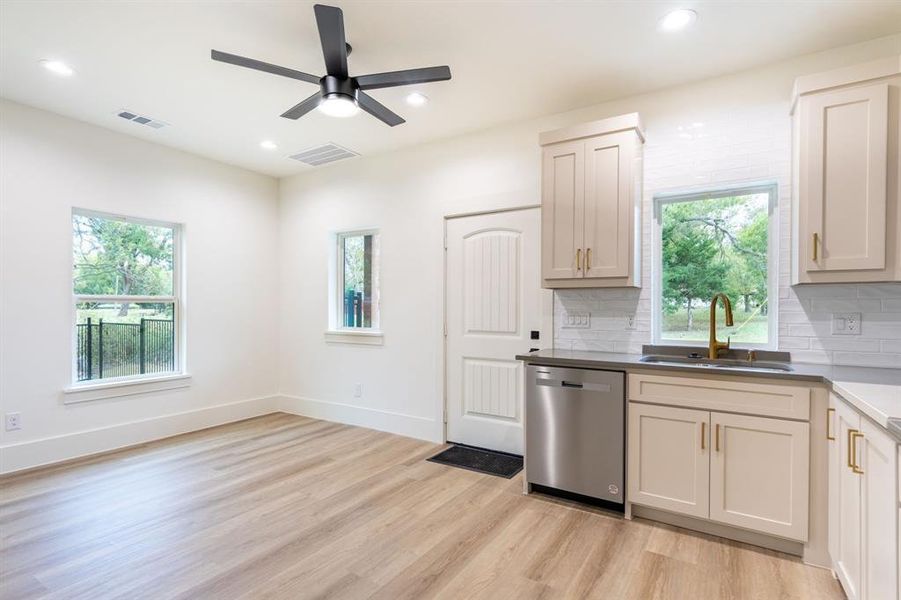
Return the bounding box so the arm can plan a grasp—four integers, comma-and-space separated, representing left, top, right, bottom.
1, 413, 844, 600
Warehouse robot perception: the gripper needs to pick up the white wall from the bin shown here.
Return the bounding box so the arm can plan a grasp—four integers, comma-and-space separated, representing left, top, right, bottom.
0, 100, 281, 472
278, 34, 901, 444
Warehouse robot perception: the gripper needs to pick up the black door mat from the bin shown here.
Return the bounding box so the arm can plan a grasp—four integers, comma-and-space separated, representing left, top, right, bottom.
427, 444, 523, 478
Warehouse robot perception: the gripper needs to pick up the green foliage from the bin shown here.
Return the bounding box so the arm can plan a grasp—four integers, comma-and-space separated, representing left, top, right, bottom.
661, 200, 729, 318
73, 215, 174, 297
660, 193, 769, 343
343, 235, 365, 294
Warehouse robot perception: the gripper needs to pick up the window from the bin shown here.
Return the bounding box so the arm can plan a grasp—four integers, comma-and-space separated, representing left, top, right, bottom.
654, 185, 776, 348
336, 230, 380, 330
72, 210, 181, 383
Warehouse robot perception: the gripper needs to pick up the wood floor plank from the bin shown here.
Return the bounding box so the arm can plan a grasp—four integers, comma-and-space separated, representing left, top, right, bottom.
0, 413, 844, 600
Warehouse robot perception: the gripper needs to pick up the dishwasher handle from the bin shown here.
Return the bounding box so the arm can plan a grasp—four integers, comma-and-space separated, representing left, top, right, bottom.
536, 379, 612, 393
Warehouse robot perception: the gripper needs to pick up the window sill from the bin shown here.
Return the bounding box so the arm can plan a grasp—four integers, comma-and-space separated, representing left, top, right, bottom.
63, 373, 192, 404
324, 329, 384, 346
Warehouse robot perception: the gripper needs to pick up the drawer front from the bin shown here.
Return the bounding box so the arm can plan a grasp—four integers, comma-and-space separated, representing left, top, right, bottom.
628, 373, 810, 420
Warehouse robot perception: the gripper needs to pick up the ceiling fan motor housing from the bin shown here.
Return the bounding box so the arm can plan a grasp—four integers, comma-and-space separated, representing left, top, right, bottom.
321, 75, 358, 103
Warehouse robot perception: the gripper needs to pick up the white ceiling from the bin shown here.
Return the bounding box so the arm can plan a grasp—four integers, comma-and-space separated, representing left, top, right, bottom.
2, 1, 900, 177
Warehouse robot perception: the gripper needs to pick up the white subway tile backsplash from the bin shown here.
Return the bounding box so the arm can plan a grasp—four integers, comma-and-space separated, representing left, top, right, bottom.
808, 298, 883, 313
857, 284, 901, 298
882, 299, 901, 311
832, 352, 901, 369
809, 338, 881, 352
552, 101, 901, 367
882, 340, 901, 353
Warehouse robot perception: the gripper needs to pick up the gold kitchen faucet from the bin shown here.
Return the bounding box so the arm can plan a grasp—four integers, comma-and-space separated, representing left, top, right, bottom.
708, 293, 734, 360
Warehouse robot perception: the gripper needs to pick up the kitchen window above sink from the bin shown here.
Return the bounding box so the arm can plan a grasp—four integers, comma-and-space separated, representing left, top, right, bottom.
653, 183, 777, 350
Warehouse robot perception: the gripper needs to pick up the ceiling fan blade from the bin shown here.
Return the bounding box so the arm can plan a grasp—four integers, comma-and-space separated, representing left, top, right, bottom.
281, 92, 323, 120
355, 66, 451, 90
211, 50, 320, 85
357, 91, 405, 127
314, 4, 348, 78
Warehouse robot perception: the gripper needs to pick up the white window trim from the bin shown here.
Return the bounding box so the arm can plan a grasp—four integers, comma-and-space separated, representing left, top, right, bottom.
62, 373, 192, 404
651, 182, 779, 351
327, 229, 382, 342
69, 209, 187, 396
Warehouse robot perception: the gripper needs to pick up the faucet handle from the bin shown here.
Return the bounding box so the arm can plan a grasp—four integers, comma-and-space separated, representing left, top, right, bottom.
725, 336, 731, 349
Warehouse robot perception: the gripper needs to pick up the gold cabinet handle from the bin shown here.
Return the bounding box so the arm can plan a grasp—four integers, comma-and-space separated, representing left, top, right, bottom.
701, 421, 706, 451
813, 232, 819, 261
715, 423, 720, 452
847, 428, 858, 469
826, 408, 835, 441
851, 431, 864, 474
576, 248, 582, 271
586, 248, 592, 271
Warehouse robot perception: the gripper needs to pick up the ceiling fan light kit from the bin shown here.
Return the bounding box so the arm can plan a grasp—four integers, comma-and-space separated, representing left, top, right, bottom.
211, 3, 452, 126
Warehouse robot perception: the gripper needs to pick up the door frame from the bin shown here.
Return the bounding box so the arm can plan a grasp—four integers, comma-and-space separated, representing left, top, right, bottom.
441, 204, 552, 446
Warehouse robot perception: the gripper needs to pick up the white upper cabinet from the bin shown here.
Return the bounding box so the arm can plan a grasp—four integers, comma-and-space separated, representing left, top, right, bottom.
540, 113, 643, 288
792, 56, 901, 284
541, 140, 584, 280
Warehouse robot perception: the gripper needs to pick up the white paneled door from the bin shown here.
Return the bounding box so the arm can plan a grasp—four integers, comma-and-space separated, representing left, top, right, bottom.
445, 208, 542, 455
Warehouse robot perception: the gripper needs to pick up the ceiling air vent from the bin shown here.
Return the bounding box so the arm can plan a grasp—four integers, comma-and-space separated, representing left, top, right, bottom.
289, 143, 359, 167
117, 110, 168, 129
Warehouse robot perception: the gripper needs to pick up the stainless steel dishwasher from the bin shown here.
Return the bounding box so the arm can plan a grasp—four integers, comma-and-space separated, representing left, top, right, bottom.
525, 364, 624, 504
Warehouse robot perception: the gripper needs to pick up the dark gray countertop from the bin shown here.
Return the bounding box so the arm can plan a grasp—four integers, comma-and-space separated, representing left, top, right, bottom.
516, 348, 901, 441
516, 348, 901, 386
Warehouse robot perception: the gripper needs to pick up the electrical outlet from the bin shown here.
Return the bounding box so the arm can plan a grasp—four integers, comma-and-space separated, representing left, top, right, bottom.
354, 383, 362, 398
831, 312, 861, 336
625, 315, 636, 330
5, 412, 21, 431
562, 312, 591, 329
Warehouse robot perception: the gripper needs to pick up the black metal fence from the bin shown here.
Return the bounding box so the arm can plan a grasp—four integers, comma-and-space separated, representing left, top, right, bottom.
76, 318, 175, 381
344, 290, 364, 328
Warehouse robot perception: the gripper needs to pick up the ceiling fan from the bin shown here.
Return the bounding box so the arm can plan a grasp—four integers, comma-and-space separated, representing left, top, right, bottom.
211, 3, 451, 127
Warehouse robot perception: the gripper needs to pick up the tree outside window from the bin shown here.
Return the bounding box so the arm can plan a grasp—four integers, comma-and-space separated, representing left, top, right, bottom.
72, 211, 180, 382
658, 189, 772, 345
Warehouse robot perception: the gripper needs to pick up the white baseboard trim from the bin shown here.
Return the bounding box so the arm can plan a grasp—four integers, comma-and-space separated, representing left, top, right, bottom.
0, 395, 280, 475
277, 394, 440, 443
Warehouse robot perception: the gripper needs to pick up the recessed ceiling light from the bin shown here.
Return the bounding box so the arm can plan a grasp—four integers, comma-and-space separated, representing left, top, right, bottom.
405, 92, 429, 107
659, 9, 697, 32
260, 140, 278, 150
40, 59, 75, 76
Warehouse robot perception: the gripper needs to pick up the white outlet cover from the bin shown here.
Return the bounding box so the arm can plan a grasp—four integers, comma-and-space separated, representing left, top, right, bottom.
5, 412, 21, 431
562, 312, 590, 329
831, 312, 861, 336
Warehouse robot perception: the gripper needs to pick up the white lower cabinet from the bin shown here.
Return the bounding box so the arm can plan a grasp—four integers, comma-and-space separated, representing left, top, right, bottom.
627, 403, 709, 519
709, 412, 809, 541
827, 393, 899, 600
628, 400, 809, 542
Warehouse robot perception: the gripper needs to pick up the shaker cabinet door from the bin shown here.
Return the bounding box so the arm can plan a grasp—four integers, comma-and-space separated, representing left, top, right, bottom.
802, 83, 888, 273
541, 140, 584, 280
628, 403, 710, 519
583, 132, 634, 279
709, 412, 809, 542
859, 418, 898, 600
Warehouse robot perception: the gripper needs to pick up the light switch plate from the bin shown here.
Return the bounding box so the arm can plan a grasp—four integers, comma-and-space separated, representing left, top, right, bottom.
831, 312, 861, 335
562, 312, 591, 329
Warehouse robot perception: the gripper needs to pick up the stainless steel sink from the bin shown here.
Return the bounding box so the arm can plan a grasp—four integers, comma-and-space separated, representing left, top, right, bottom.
639, 354, 794, 372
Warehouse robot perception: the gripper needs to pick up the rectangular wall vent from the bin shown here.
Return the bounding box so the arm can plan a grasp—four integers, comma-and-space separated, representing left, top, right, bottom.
117, 109, 168, 129
289, 143, 359, 167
